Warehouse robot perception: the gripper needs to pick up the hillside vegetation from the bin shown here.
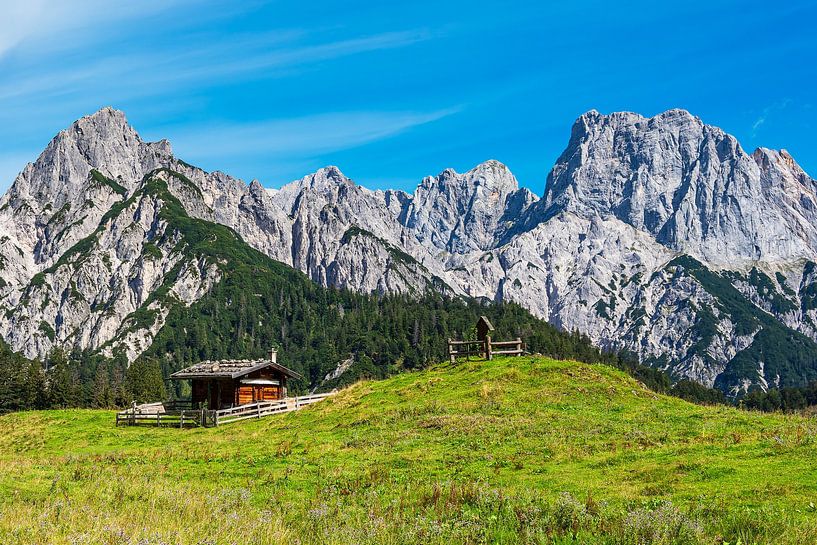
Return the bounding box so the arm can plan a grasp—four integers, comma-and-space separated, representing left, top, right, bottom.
1, 356, 816, 544
2, 173, 657, 412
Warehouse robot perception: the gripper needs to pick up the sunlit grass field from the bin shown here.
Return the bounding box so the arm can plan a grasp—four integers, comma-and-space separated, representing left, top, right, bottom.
1, 356, 816, 544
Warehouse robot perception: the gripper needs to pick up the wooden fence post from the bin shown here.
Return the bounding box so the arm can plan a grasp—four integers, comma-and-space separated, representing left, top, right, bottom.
485, 335, 492, 360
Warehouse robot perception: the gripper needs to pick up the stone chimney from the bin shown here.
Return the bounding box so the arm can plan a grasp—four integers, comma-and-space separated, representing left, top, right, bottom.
269, 348, 278, 364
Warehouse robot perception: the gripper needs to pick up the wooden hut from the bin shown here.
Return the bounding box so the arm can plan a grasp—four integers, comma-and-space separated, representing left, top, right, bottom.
170, 350, 301, 410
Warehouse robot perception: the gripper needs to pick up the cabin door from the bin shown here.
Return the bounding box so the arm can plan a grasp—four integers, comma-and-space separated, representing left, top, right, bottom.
208, 381, 221, 410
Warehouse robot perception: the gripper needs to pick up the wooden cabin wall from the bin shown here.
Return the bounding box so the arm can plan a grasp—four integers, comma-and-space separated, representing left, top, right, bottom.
192, 380, 208, 406
220, 380, 236, 408
236, 368, 287, 404
188, 368, 290, 409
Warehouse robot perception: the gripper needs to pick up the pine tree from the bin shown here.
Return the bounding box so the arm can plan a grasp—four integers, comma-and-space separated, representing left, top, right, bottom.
0, 351, 24, 411
112, 365, 128, 408
48, 355, 82, 408
124, 358, 167, 404
22, 361, 48, 410
92, 364, 114, 408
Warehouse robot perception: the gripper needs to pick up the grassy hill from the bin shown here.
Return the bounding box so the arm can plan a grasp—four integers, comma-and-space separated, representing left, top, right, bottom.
1, 356, 816, 544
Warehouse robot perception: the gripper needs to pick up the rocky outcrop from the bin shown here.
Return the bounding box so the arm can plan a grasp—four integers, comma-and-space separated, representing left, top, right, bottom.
403, 160, 536, 253
0, 107, 173, 308
0, 177, 220, 361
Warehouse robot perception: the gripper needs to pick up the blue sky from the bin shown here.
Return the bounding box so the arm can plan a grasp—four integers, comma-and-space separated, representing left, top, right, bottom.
0, 0, 814, 196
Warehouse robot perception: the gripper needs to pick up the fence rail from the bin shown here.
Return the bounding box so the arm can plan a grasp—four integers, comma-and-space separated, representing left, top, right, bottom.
116, 392, 335, 428
447, 336, 525, 362
114, 406, 208, 428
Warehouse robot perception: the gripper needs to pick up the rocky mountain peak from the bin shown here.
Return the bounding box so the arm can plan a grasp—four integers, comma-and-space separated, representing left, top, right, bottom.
0, 106, 175, 272
6, 107, 173, 204
752, 147, 815, 189
540, 108, 817, 265
61, 107, 173, 173
269, 166, 355, 215
466, 159, 519, 191
248, 179, 265, 193
309, 165, 348, 185
569, 108, 702, 141
403, 161, 535, 254
71, 106, 127, 132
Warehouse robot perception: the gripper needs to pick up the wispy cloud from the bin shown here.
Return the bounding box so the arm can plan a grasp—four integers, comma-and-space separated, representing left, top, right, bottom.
170, 108, 461, 164
0, 27, 432, 113
0, 1, 44, 57
751, 99, 792, 137
0, 0, 454, 191
0, 0, 206, 58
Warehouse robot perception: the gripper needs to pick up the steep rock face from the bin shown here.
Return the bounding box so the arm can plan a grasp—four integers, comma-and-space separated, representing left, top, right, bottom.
403, 160, 536, 254
1, 173, 220, 361
164, 165, 294, 266
0, 107, 172, 307
541, 109, 817, 266
274, 167, 453, 294
162, 163, 453, 295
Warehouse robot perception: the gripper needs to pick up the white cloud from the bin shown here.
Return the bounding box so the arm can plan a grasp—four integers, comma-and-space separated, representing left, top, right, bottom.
0, 1, 447, 192
169, 108, 461, 163
751, 99, 792, 137
0, 28, 431, 111
0, 0, 45, 56
0, 0, 200, 58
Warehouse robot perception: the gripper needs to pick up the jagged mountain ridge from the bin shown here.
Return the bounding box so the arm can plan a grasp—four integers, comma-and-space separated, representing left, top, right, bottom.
1, 107, 816, 395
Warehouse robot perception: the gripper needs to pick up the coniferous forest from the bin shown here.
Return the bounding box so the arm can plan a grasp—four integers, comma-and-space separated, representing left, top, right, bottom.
0, 176, 807, 415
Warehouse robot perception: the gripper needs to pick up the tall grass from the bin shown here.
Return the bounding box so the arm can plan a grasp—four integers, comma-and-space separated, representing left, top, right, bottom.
2, 357, 817, 544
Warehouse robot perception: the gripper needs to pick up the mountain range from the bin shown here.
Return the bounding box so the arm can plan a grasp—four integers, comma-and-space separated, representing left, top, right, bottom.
1, 106, 816, 396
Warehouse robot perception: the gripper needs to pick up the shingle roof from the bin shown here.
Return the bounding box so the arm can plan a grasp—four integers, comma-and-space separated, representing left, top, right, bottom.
169, 359, 302, 380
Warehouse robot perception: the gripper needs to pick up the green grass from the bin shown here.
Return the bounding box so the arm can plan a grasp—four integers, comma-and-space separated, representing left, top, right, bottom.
1, 356, 816, 544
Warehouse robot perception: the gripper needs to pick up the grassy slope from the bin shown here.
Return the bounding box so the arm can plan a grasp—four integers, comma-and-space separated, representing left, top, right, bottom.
1, 357, 816, 544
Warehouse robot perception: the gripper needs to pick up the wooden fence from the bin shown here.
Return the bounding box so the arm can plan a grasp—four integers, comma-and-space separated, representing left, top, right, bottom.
212, 393, 332, 426
116, 393, 334, 428
448, 336, 524, 362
